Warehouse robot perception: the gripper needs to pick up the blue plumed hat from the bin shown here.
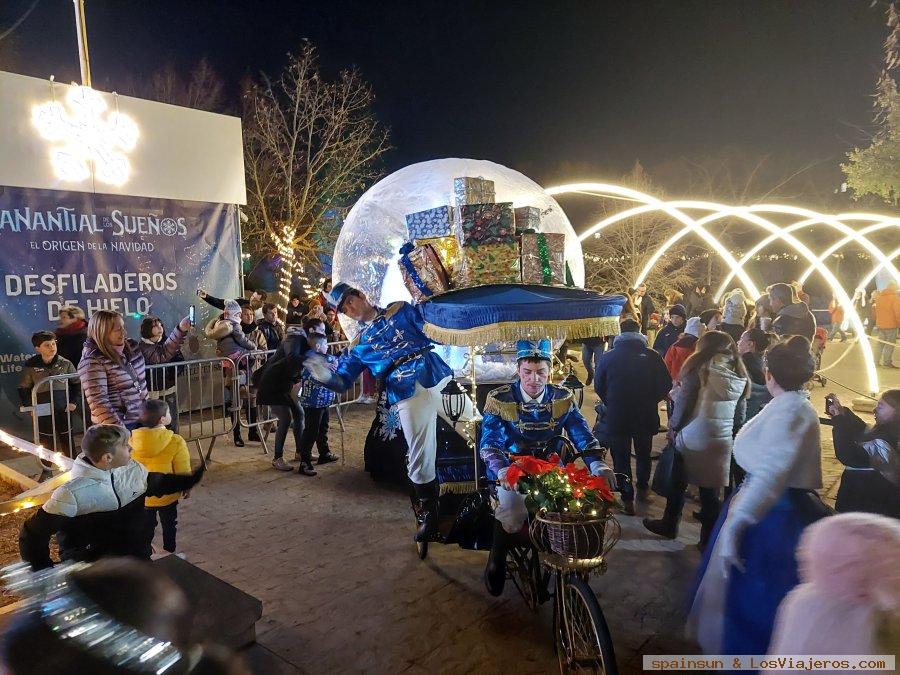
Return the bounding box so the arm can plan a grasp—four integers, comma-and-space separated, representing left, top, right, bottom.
326, 282, 358, 312
516, 338, 553, 362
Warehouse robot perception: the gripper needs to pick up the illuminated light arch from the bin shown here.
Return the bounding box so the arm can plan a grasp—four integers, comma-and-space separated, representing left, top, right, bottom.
625, 202, 900, 295
742, 204, 900, 287
544, 184, 761, 297
795, 216, 900, 287
717, 218, 900, 302
857, 245, 900, 291
715, 217, 830, 302
545, 184, 882, 393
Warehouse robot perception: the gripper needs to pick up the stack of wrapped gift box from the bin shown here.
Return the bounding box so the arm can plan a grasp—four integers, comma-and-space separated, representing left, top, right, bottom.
398, 176, 569, 302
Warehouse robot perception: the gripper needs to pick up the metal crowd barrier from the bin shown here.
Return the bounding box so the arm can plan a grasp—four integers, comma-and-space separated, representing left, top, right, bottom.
26, 356, 238, 469
233, 349, 277, 456
22, 338, 366, 470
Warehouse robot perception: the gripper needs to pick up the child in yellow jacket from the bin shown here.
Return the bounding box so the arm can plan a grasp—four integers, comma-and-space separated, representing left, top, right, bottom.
131, 399, 191, 554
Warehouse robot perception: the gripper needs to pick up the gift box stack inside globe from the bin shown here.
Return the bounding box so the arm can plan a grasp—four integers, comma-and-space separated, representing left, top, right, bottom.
399, 176, 573, 303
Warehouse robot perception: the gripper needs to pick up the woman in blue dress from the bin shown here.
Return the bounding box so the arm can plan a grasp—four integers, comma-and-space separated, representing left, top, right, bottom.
687, 335, 829, 654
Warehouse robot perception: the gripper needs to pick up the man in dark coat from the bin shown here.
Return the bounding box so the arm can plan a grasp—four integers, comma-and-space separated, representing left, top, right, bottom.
594, 319, 672, 514
768, 283, 816, 341
652, 304, 687, 358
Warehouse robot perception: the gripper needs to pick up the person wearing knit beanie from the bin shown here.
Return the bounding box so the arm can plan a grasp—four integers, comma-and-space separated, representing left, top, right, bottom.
684, 316, 704, 338
652, 304, 688, 358
720, 289, 748, 342
223, 299, 242, 323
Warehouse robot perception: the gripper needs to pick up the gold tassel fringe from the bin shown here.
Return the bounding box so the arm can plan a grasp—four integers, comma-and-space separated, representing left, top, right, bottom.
439, 481, 477, 496
424, 316, 621, 347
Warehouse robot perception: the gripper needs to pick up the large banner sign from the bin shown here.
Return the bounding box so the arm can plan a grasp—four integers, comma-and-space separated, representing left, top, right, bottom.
0, 185, 241, 434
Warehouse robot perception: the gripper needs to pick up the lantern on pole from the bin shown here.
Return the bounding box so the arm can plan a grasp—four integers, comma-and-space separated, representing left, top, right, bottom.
440, 378, 468, 425
561, 366, 585, 409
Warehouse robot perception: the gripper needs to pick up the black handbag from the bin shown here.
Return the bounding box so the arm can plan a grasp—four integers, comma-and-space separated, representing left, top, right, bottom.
651, 440, 686, 498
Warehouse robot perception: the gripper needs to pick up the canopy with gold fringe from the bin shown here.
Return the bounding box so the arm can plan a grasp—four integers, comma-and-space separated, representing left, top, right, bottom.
420, 284, 625, 347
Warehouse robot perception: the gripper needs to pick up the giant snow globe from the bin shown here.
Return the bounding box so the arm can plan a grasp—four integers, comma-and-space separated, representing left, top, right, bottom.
332, 158, 586, 383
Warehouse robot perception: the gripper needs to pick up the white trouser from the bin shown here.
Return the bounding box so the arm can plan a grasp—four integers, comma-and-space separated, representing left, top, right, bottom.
494, 486, 529, 534
395, 375, 478, 485
395, 377, 446, 485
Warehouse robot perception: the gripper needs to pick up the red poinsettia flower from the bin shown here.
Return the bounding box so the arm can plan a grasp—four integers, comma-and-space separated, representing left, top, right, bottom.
518, 455, 558, 475
584, 475, 616, 501
505, 464, 525, 488
564, 462, 591, 484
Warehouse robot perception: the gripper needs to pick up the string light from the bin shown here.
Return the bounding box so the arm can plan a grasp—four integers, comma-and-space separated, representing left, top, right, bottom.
0, 430, 72, 517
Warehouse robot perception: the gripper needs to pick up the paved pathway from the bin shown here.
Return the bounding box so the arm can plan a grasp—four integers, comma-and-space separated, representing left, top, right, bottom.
48, 337, 898, 673
175, 393, 709, 674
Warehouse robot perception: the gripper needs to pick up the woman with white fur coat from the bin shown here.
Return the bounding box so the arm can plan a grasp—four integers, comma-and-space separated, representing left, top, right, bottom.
687, 336, 829, 655
767, 513, 900, 672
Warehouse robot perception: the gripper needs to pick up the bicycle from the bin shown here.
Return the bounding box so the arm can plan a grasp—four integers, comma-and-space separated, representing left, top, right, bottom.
501, 437, 621, 674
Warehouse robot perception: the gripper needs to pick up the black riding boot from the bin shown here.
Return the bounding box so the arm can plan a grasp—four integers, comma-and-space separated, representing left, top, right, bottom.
413, 479, 440, 543
484, 519, 509, 597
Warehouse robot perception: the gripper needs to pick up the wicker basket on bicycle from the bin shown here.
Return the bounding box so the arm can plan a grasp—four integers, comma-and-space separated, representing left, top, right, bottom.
530, 509, 620, 564
505, 451, 622, 566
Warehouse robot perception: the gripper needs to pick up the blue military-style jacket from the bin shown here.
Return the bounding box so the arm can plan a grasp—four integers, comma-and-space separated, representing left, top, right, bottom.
334, 301, 452, 406
479, 382, 603, 479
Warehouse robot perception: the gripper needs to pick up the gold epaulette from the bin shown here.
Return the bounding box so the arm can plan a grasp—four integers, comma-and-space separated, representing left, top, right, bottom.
385, 301, 405, 319
550, 387, 575, 420
483, 385, 519, 422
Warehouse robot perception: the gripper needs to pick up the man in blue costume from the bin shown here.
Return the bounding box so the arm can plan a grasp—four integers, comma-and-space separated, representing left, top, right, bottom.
305, 282, 454, 543
479, 339, 617, 596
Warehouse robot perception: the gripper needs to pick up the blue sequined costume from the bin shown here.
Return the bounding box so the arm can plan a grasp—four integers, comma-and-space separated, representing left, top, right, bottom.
333, 301, 452, 406
480, 382, 603, 479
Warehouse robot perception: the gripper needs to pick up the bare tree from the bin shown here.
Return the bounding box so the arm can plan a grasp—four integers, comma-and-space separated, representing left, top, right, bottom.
117, 59, 227, 113
241, 41, 390, 291
581, 162, 697, 300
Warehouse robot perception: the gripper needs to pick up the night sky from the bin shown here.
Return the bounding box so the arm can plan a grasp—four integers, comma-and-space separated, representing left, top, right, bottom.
0, 1, 889, 193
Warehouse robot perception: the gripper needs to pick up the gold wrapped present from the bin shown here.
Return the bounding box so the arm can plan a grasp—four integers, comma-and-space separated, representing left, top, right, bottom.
415, 236, 461, 284
520, 232, 566, 285
514, 206, 542, 233
456, 241, 521, 287
453, 176, 496, 207
399, 243, 451, 303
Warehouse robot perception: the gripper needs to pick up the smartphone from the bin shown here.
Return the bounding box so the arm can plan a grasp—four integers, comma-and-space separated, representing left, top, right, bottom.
188, 305, 196, 326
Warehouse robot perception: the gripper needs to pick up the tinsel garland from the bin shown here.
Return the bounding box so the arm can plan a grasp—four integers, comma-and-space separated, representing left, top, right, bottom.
536, 233, 552, 284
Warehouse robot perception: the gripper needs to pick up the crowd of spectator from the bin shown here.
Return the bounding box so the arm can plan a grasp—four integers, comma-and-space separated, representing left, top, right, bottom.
5, 275, 898, 665
586, 279, 899, 658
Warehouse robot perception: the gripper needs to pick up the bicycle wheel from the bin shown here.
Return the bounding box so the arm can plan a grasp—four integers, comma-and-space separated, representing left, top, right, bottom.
508, 545, 542, 611
554, 575, 617, 674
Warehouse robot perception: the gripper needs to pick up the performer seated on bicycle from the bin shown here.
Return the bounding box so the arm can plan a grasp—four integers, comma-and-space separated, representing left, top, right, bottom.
480, 339, 617, 596
306, 282, 458, 544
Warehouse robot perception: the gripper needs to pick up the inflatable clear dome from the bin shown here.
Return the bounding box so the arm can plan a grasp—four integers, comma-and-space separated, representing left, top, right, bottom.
332, 158, 585, 335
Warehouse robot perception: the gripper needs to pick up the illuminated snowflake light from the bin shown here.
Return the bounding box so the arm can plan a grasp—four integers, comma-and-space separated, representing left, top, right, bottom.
32, 84, 138, 186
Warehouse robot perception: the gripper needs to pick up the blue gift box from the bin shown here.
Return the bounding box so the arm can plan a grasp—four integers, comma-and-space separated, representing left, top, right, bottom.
405, 205, 455, 240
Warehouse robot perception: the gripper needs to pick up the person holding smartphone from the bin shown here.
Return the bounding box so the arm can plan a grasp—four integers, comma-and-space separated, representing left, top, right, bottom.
826, 390, 900, 518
